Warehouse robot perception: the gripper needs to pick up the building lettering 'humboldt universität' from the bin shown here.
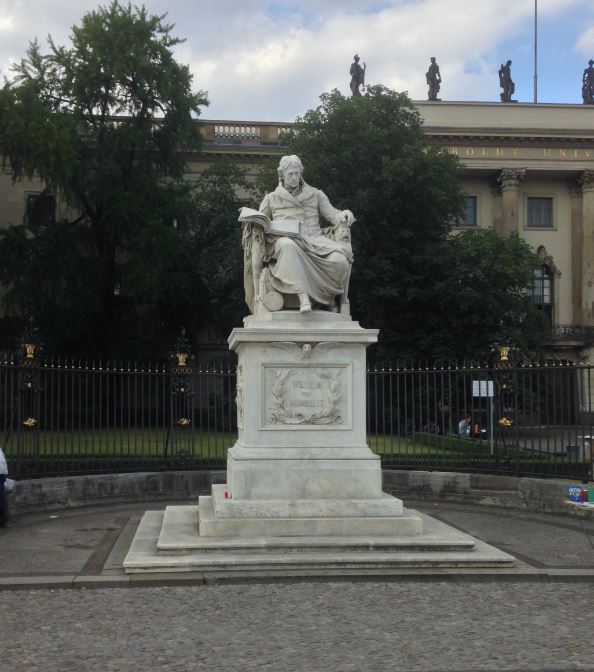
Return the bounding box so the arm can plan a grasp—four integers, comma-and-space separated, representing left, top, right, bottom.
2, 101, 594, 360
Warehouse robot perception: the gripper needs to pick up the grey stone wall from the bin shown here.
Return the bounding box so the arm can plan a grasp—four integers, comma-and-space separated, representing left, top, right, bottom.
8, 471, 227, 514
382, 470, 573, 514
6, 469, 579, 516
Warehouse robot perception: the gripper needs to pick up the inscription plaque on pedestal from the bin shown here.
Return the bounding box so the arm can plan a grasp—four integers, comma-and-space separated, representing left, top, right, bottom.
263, 364, 350, 429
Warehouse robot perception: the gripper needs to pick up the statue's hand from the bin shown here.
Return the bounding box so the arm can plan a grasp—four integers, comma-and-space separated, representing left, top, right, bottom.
339, 210, 355, 226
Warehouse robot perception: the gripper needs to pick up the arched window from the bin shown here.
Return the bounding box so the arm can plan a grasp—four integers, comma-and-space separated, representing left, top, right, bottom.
527, 265, 554, 323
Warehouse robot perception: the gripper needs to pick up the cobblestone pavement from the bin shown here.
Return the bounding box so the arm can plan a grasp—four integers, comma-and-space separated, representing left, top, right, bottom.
2, 500, 593, 577
2, 501, 594, 671
4, 581, 594, 672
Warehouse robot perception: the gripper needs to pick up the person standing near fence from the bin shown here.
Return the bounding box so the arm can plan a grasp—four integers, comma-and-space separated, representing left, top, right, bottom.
458, 416, 471, 438
0, 446, 8, 526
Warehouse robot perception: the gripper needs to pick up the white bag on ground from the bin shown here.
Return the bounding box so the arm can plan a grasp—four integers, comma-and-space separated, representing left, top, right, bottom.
4, 478, 15, 492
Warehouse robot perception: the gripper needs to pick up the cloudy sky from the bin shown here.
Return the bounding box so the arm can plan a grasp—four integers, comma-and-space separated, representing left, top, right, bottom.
0, 0, 593, 121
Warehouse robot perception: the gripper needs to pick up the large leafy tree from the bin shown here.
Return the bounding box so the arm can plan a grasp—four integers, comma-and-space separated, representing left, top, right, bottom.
0, 1, 208, 356
280, 86, 547, 360
280, 86, 462, 357
425, 230, 549, 361
160, 160, 249, 348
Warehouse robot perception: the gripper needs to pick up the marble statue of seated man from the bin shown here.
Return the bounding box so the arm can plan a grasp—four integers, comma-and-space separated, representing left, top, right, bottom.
241, 155, 355, 315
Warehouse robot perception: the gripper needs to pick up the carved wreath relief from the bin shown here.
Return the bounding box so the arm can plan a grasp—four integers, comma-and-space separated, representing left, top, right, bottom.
266, 366, 345, 426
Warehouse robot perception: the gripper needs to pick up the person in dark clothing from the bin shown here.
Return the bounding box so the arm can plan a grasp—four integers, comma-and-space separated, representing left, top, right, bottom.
0, 446, 8, 526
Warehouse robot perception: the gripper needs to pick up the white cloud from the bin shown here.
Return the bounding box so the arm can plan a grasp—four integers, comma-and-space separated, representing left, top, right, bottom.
574, 24, 594, 56
181, 0, 588, 118
0, 0, 590, 114
0, 14, 17, 32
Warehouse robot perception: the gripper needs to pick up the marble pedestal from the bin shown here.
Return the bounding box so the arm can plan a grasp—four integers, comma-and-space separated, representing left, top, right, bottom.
201, 311, 420, 537
124, 312, 515, 575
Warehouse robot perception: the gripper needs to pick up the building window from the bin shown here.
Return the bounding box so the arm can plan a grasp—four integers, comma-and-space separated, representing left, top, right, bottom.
527, 197, 553, 228
527, 265, 553, 323
453, 195, 477, 227
25, 191, 56, 228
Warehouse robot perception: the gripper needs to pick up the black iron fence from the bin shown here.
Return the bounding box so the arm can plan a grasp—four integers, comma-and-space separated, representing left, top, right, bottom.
1, 349, 592, 481
368, 359, 593, 481
0, 349, 236, 478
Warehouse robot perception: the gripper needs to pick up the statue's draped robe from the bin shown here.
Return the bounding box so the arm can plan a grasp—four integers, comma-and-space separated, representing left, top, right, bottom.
245, 182, 352, 310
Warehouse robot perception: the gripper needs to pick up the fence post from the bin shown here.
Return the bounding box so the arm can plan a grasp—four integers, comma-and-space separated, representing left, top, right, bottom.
167, 328, 196, 468
15, 326, 42, 477
492, 344, 519, 475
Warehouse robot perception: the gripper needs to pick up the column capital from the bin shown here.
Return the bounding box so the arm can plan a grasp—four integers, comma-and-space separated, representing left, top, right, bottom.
578, 170, 594, 193
497, 168, 526, 190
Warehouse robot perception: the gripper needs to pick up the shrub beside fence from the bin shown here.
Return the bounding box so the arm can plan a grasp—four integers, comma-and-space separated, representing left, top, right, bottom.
1, 348, 592, 481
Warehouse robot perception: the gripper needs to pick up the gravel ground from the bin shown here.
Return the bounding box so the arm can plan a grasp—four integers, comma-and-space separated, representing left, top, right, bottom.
4, 581, 594, 672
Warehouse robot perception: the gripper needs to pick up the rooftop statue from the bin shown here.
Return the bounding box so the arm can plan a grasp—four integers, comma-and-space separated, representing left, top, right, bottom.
350, 54, 366, 97
582, 59, 594, 104
499, 60, 516, 103
426, 57, 441, 101
239, 155, 355, 316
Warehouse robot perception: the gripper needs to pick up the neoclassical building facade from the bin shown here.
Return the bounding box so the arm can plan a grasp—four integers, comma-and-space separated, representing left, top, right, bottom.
2, 102, 594, 359
417, 101, 594, 361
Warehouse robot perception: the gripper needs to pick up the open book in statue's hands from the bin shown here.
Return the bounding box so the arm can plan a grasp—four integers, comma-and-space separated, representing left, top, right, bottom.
238, 207, 300, 236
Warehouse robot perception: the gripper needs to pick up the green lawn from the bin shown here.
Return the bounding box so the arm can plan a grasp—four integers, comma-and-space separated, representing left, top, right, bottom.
368, 435, 443, 456
5, 429, 466, 467
4, 428, 588, 480
3, 428, 235, 461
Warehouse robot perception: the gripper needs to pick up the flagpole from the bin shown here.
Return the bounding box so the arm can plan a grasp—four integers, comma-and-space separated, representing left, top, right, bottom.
534, 0, 538, 103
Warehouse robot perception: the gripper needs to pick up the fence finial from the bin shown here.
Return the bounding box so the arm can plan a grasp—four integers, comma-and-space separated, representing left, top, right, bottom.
169, 327, 195, 372
498, 345, 510, 363
18, 316, 43, 365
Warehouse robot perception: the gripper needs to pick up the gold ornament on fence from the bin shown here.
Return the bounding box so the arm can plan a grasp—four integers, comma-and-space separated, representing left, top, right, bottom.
497, 345, 510, 363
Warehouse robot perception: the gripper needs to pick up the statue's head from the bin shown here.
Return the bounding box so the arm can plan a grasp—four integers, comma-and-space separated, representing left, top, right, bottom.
430, 56, 436, 63
354, 54, 360, 62
278, 155, 304, 190
506, 59, 512, 66
589, 59, 594, 66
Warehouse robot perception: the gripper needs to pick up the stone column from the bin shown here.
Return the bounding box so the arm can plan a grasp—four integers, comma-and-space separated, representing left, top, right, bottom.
497, 168, 526, 236
568, 179, 583, 325
488, 175, 503, 235
579, 170, 594, 326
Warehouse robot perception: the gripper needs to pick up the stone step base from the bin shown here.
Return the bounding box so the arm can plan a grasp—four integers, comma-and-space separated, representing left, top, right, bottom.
159, 506, 466, 554
198, 496, 420, 537
123, 508, 515, 575
209, 484, 404, 518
